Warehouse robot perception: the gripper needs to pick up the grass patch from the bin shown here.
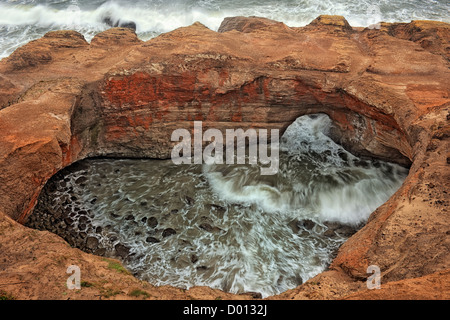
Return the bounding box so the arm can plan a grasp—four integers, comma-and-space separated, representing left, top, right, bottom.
81, 281, 93, 288
102, 258, 130, 275
129, 289, 150, 299
0, 290, 15, 300
100, 288, 122, 298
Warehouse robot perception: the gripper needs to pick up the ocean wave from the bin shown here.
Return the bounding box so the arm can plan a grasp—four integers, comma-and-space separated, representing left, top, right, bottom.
1, 0, 448, 33
1, 0, 449, 58
0, 2, 225, 34
203, 114, 408, 226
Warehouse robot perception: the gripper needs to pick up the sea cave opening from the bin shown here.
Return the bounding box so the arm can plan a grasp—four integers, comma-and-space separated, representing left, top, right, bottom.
25, 113, 409, 298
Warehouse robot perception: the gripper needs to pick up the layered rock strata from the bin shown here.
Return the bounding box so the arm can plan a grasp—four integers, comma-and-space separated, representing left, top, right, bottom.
0, 16, 448, 299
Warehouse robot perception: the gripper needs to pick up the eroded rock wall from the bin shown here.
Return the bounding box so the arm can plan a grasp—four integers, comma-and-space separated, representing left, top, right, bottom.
0, 16, 448, 300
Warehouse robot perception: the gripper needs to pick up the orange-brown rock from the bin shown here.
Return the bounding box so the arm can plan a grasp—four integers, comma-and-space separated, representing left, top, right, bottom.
218, 16, 288, 33
0, 16, 449, 300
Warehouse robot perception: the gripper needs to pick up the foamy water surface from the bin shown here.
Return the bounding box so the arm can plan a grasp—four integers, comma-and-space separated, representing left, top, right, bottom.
40, 114, 408, 297
1, 0, 449, 58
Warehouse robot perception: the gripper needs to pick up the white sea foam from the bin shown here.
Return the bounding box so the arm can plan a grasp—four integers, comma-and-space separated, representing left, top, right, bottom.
1, 0, 449, 58
204, 114, 408, 226
37, 114, 408, 298
1, 0, 448, 33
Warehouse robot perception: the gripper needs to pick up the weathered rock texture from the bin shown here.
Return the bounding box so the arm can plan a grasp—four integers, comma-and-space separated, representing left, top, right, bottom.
0, 16, 449, 300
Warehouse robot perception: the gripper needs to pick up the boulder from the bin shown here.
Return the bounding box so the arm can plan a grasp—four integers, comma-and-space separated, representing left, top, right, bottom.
114, 243, 130, 259
85, 236, 99, 250
162, 228, 177, 238
147, 217, 158, 228
102, 16, 137, 31
145, 236, 160, 243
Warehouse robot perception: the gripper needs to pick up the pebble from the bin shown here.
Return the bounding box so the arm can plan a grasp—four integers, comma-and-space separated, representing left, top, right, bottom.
162, 228, 176, 237
323, 221, 358, 237
185, 196, 194, 206
146, 236, 160, 243
85, 236, 99, 250
298, 219, 315, 230
75, 176, 87, 185
114, 243, 130, 259
147, 217, 158, 228
190, 254, 199, 264
199, 223, 222, 233
94, 248, 106, 256
196, 266, 208, 271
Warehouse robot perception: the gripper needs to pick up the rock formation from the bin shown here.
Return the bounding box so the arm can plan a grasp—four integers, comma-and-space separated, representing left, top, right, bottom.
0, 15, 448, 300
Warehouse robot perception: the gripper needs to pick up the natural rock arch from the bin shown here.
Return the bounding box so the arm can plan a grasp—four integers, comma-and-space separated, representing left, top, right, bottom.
0, 16, 448, 299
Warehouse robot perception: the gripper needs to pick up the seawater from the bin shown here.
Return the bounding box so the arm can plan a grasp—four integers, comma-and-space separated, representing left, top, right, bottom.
1, 0, 449, 58
35, 114, 409, 298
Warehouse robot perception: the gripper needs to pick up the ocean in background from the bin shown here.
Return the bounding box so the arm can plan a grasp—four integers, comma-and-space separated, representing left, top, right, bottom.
0, 0, 449, 59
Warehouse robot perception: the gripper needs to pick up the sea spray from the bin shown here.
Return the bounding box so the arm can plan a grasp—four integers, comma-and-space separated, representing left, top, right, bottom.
205, 114, 408, 225
1, 0, 449, 58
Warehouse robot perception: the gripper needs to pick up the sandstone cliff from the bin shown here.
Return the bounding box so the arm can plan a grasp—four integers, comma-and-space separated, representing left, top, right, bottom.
0, 16, 448, 300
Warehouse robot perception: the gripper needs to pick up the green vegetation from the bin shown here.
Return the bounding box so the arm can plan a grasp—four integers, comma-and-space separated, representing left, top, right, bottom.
0, 290, 16, 300
100, 288, 122, 298
102, 258, 130, 275
81, 281, 93, 288
128, 289, 150, 299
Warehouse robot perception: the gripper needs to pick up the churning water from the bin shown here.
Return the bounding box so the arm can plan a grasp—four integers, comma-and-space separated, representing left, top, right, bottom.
29, 114, 409, 297
1, 0, 449, 58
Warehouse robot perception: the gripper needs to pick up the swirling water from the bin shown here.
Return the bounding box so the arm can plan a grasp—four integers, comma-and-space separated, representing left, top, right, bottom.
33, 114, 408, 297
